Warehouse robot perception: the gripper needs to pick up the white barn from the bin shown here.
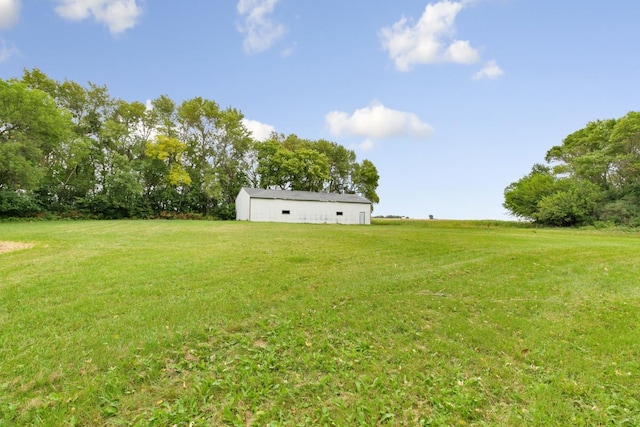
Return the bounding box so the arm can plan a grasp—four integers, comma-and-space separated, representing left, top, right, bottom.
236, 188, 371, 224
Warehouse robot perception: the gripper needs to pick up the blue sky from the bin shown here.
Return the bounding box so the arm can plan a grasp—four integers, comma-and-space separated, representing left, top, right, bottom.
1, 0, 639, 219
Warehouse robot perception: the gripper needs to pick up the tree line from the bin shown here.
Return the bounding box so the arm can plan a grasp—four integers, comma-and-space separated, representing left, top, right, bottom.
0, 69, 379, 219
504, 111, 640, 226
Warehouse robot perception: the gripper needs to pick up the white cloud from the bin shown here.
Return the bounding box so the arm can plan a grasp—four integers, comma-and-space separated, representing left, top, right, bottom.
473, 60, 504, 80
0, 37, 18, 62
443, 39, 479, 64
0, 0, 21, 29
237, 0, 284, 54
55, 0, 143, 35
242, 118, 276, 141
326, 101, 433, 145
380, 0, 481, 71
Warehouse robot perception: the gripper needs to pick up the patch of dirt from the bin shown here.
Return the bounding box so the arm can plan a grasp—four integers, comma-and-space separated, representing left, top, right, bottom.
253, 339, 267, 348
0, 241, 34, 254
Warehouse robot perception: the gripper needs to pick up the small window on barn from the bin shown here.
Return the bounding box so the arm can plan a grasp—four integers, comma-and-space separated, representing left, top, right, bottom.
282, 210, 290, 215
336, 211, 344, 216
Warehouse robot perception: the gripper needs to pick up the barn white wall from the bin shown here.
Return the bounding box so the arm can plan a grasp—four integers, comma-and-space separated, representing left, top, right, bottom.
249, 198, 370, 224
235, 189, 251, 220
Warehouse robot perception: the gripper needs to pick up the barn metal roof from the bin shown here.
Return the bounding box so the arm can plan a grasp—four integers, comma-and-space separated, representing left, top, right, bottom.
242, 188, 370, 204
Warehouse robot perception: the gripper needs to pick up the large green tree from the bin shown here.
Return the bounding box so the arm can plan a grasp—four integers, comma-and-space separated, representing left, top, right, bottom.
22, 68, 119, 214
177, 97, 252, 217
0, 79, 72, 216
255, 137, 330, 192
254, 134, 379, 204
178, 97, 221, 215
505, 111, 640, 226
212, 107, 253, 217
315, 139, 357, 193
352, 159, 380, 204
503, 164, 557, 220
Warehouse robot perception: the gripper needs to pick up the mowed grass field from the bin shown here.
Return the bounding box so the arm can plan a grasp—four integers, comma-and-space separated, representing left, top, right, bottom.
1, 220, 639, 426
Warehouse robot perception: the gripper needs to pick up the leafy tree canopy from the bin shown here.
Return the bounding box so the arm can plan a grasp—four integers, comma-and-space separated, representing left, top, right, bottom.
505, 111, 640, 226
0, 69, 379, 219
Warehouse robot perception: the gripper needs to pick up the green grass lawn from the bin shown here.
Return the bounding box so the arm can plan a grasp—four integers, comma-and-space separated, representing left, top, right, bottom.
1, 219, 639, 426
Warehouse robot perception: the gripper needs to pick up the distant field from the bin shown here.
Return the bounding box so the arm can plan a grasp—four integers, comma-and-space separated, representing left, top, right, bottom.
1, 220, 639, 426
